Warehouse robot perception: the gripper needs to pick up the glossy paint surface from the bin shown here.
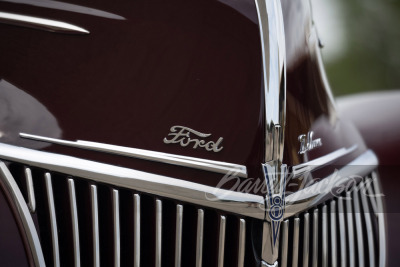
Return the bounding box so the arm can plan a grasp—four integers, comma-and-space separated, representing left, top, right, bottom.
0, 0, 265, 187
0, 0, 366, 187
0, 0, 380, 266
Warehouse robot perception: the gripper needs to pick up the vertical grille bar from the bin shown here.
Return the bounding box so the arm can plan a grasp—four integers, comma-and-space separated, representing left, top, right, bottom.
360, 181, 376, 267
90, 185, 100, 267
112, 189, 120, 267
175, 204, 183, 267
280, 220, 289, 267
155, 199, 162, 267
291, 218, 300, 267
338, 197, 347, 267
366, 180, 378, 214
68, 179, 81, 267
196, 209, 204, 267
302, 212, 310, 267
217, 215, 226, 267
133, 194, 140, 267
353, 186, 364, 267
322, 205, 328, 267
237, 219, 246, 267
44, 172, 60, 267
330, 201, 337, 267
372, 172, 387, 267
346, 191, 355, 267
24, 167, 36, 213
312, 209, 319, 267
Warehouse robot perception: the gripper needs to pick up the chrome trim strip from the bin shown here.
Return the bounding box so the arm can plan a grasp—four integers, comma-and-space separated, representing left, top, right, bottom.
0, 11, 89, 34
45, 172, 60, 267
285, 150, 378, 218
2, 0, 125, 20
133, 194, 140, 267
291, 145, 357, 178
330, 201, 337, 267
291, 218, 300, 267
217, 215, 226, 267
0, 162, 46, 267
175, 204, 183, 267
238, 218, 246, 267
372, 172, 387, 267
360, 181, 375, 267
90, 185, 100, 267
312, 209, 318, 267
24, 167, 36, 213
280, 220, 289, 267
0, 143, 264, 219
112, 189, 120, 267
155, 199, 162, 267
302, 213, 309, 267
322, 205, 328, 267
20, 133, 248, 178
338, 197, 346, 267
195, 209, 204, 267
353, 186, 364, 267
255, 0, 286, 162
68, 179, 81, 267
346, 191, 355, 267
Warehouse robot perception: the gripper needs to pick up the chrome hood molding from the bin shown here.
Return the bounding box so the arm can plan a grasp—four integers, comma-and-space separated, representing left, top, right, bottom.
20, 133, 248, 178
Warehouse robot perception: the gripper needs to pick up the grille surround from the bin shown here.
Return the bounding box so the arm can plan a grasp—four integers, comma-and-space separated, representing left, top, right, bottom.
0, 143, 386, 267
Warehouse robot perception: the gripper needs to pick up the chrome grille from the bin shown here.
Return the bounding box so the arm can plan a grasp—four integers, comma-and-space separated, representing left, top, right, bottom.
4, 162, 253, 267
279, 173, 386, 267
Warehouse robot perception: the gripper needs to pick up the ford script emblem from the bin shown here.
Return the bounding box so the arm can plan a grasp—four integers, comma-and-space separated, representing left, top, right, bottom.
163, 126, 224, 152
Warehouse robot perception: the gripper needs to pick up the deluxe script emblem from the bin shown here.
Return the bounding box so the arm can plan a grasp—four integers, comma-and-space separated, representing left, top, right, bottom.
163, 126, 224, 152
298, 131, 322, 154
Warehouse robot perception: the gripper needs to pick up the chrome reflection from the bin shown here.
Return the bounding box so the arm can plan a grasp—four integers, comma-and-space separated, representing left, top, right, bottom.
0, 80, 61, 149
0, 11, 89, 34
291, 145, 357, 178
2, 0, 125, 20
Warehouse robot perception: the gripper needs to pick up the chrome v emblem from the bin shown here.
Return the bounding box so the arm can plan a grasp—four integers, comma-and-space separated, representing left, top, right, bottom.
262, 162, 287, 247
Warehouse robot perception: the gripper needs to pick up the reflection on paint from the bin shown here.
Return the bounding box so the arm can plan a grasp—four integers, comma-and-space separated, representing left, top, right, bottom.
0, 79, 62, 149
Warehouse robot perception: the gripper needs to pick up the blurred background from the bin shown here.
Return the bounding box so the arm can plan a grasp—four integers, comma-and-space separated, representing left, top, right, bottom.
311, 0, 400, 96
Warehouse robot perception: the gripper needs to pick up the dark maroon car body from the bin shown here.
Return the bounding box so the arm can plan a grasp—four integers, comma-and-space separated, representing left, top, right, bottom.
0, 0, 398, 266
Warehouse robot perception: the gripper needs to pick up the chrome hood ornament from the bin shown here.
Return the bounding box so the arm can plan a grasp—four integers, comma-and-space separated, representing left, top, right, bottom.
255, 0, 287, 265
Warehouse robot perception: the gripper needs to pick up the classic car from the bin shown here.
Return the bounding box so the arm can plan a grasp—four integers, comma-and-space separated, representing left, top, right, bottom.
0, 0, 396, 266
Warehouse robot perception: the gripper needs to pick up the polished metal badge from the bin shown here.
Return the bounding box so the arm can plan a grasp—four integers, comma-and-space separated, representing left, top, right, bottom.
261, 160, 288, 265
262, 163, 287, 245
298, 131, 322, 154
163, 126, 224, 152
